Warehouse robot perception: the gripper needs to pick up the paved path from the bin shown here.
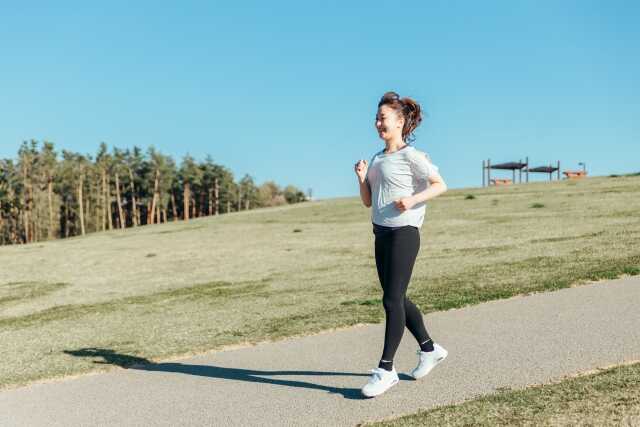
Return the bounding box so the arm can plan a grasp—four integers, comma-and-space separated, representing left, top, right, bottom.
2, 276, 639, 426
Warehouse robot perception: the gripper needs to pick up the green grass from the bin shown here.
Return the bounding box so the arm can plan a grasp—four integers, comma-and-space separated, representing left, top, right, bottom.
0, 281, 69, 309
0, 174, 639, 389
362, 361, 640, 426
0, 279, 269, 329
609, 171, 640, 177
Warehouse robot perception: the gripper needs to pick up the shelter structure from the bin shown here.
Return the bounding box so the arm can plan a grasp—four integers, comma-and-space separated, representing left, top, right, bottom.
528, 161, 561, 181
482, 157, 528, 187
482, 158, 563, 186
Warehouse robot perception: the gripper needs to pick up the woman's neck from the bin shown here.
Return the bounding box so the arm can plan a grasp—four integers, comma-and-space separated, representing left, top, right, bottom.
383, 137, 407, 153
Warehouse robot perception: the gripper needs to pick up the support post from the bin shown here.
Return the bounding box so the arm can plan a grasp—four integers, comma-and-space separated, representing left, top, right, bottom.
482, 160, 486, 187
519, 158, 522, 183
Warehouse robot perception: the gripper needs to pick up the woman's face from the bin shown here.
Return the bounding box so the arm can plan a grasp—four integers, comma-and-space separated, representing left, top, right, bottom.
375, 105, 404, 141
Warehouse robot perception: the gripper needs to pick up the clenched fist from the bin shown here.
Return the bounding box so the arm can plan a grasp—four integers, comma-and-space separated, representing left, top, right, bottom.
354, 159, 368, 183
394, 197, 416, 212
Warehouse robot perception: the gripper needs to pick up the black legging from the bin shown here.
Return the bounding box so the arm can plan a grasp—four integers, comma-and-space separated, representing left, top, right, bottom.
373, 224, 431, 362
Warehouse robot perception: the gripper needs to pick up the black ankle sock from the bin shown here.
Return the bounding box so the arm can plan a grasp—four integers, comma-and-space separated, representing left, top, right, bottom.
420, 339, 434, 352
378, 359, 393, 371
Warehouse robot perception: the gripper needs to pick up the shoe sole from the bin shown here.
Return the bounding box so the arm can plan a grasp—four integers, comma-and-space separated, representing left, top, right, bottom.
361, 378, 399, 398
411, 349, 448, 380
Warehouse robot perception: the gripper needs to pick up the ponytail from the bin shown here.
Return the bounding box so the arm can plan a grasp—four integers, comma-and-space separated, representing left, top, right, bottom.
378, 91, 424, 142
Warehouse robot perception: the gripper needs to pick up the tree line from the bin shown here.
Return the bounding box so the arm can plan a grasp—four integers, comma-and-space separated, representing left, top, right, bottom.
0, 140, 308, 245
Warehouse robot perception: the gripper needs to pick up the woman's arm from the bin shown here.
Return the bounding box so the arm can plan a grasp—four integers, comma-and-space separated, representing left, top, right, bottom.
411, 171, 447, 204
355, 159, 372, 207
359, 178, 372, 207
394, 151, 447, 212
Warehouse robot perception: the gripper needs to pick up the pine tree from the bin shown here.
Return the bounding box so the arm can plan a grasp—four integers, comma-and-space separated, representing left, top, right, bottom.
179, 155, 202, 221
39, 141, 59, 239
239, 174, 259, 210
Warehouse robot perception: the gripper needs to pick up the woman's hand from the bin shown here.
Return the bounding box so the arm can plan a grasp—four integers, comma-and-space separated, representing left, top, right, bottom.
354, 159, 368, 183
394, 196, 417, 212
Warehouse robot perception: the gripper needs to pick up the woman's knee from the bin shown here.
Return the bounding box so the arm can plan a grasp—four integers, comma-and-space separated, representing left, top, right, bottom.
382, 293, 404, 312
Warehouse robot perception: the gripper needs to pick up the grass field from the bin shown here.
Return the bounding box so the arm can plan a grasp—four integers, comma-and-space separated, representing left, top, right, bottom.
1, 174, 639, 390
363, 360, 640, 426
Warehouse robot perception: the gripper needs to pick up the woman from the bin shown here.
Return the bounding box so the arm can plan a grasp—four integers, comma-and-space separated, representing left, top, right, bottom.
354, 91, 449, 398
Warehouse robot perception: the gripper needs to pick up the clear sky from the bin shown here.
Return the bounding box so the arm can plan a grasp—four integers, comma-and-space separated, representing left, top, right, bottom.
1, 1, 638, 199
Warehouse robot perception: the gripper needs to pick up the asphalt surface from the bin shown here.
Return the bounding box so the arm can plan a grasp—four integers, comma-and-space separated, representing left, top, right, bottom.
1, 275, 639, 426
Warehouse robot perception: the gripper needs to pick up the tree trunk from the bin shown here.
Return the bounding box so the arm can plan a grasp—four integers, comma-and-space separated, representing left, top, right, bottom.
11, 202, 19, 244
208, 188, 213, 216
0, 201, 4, 245
183, 182, 190, 221
94, 178, 100, 232
28, 170, 35, 242
85, 183, 90, 233
22, 162, 30, 243
101, 169, 106, 231
149, 169, 159, 225
191, 196, 196, 219
214, 178, 219, 215
105, 173, 113, 231
47, 178, 54, 239
9, 203, 17, 244
171, 192, 178, 222
20, 211, 26, 243
146, 199, 152, 224
64, 199, 70, 238
127, 167, 138, 227
78, 174, 86, 235
115, 173, 125, 229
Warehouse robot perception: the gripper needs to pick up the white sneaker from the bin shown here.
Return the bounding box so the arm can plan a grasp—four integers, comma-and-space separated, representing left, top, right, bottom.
361, 367, 399, 397
410, 343, 448, 380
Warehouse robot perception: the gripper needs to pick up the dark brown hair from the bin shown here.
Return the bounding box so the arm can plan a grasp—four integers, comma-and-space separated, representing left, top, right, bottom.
378, 91, 423, 142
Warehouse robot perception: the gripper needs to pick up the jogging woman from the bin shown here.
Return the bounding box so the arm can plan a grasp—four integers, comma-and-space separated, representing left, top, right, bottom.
354, 91, 449, 398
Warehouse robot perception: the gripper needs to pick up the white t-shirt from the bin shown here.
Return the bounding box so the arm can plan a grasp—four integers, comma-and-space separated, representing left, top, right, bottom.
365, 144, 440, 229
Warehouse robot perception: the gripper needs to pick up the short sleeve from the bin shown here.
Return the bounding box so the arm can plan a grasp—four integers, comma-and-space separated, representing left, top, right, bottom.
409, 149, 439, 180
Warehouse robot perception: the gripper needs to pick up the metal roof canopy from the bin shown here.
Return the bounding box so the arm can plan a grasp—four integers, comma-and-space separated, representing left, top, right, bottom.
489, 161, 527, 170
528, 166, 559, 173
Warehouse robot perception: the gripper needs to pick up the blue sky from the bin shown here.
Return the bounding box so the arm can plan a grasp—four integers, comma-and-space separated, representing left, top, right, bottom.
1, 1, 638, 199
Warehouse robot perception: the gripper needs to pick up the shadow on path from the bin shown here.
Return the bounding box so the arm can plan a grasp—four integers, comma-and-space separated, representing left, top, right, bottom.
64, 347, 409, 400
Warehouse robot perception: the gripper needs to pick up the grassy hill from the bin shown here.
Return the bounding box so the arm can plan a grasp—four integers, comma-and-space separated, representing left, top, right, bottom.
1, 175, 639, 389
